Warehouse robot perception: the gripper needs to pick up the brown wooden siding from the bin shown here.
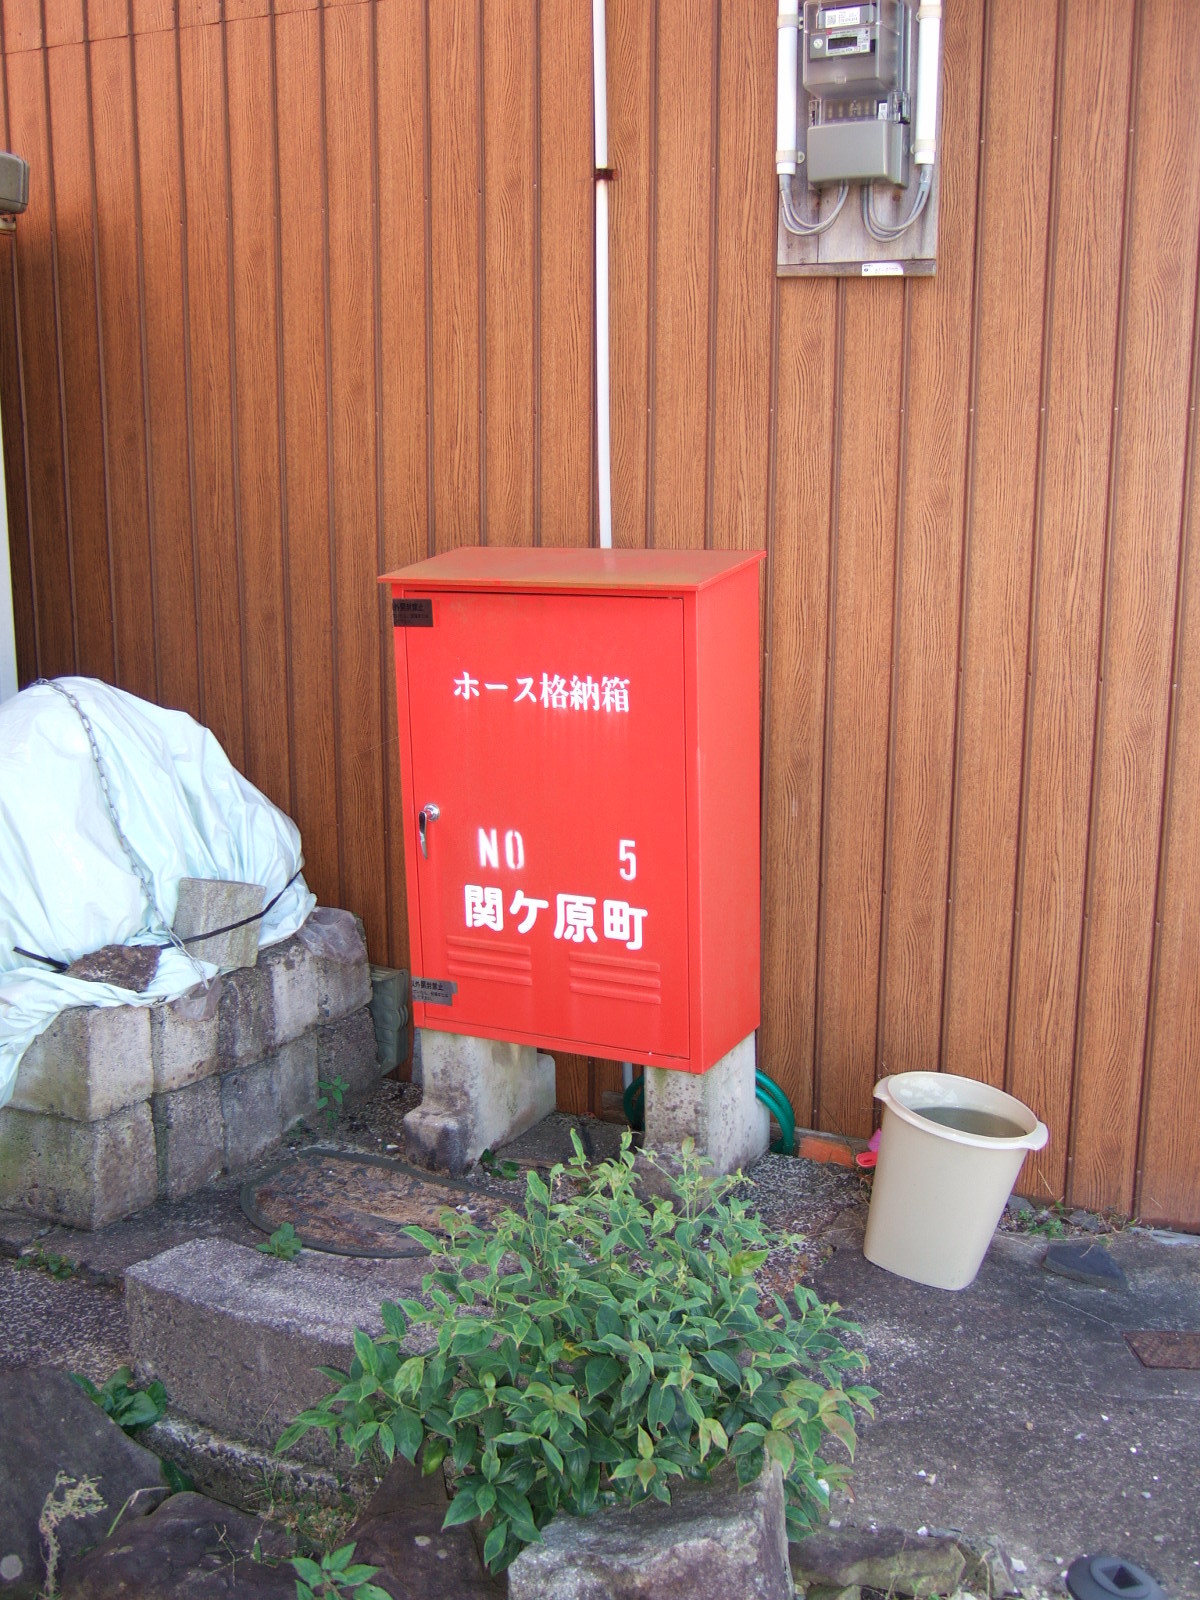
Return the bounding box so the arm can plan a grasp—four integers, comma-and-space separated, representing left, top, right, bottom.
2, 0, 1199, 1227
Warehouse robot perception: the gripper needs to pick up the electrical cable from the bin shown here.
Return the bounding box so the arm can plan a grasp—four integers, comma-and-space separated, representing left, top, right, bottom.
779, 174, 848, 238
861, 166, 932, 242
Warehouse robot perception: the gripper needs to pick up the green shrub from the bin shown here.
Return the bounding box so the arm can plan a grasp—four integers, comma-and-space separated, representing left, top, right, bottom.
69, 1368, 167, 1435
258, 1223, 304, 1261
289, 1542, 392, 1600
279, 1133, 875, 1575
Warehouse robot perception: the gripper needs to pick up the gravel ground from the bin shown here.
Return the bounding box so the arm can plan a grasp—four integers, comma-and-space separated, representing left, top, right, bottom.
0, 1255, 129, 1379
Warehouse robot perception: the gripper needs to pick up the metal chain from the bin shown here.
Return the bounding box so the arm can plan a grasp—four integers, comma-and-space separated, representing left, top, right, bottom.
37, 679, 204, 974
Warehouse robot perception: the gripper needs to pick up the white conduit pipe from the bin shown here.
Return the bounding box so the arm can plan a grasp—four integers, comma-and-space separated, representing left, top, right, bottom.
776, 4, 799, 177
914, 0, 942, 166
593, 0, 613, 552
593, 0, 631, 1098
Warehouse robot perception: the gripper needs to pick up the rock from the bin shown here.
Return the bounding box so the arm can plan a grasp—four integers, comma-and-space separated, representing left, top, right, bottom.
219, 1060, 283, 1174
1042, 1241, 1128, 1289
313, 1010, 382, 1109
0, 1101, 158, 1229
124, 1237, 428, 1454
59, 1491, 294, 1598
1005, 1195, 1034, 1219
141, 1413, 377, 1517
346, 1458, 503, 1599
790, 1525, 968, 1598
1068, 1208, 1104, 1234
150, 981, 225, 1095
0, 1366, 169, 1600
955, 1532, 1021, 1596
153, 1078, 225, 1199
172, 876, 265, 973
507, 1460, 792, 1600
299, 909, 372, 1021
8, 1005, 152, 1122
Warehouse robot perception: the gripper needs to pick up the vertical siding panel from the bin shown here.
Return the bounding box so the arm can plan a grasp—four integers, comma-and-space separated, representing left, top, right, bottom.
2, 0, 41, 48
6, 46, 72, 678
91, 30, 156, 701
709, 0, 772, 556
943, 2, 1058, 1089
1139, 305, 1200, 1230
1069, 0, 1200, 1215
49, 43, 113, 677
44, 0, 82, 47
178, 17, 244, 765
0, 47, 36, 681
761, 279, 836, 1123
1007, 0, 1134, 1201
649, 0, 711, 552
226, 14, 289, 808
376, 0, 427, 996
325, 0, 385, 953
538, 0, 591, 549
427, 2, 480, 554
134, 19, 200, 717
481, 0, 534, 549
879, 0, 984, 1077
275, 6, 338, 908
607, 0, 651, 550
816, 282, 903, 1137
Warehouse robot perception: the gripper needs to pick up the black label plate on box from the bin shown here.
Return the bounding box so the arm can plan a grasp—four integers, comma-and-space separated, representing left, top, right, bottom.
412, 977, 457, 1006
393, 598, 433, 628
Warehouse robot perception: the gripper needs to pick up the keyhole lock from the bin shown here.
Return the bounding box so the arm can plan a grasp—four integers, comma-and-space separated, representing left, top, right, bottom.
418, 802, 440, 858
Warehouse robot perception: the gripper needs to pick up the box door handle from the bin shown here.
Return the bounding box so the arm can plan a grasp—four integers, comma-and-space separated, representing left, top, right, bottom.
418, 802, 440, 858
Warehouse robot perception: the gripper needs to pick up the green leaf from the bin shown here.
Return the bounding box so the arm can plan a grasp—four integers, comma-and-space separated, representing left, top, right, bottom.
380, 1300, 408, 1339
450, 1388, 489, 1421
703, 1349, 743, 1387
483, 1519, 509, 1570
325, 1543, 356, 1573
584, 1356, 621, 1399
442, 1487, 480, 1527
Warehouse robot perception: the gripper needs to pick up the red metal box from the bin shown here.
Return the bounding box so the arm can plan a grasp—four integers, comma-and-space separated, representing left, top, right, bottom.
382, 548, 763, 1074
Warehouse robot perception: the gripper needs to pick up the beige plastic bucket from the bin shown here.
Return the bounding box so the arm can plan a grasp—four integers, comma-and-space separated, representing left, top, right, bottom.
863, 1072, 1049, 1291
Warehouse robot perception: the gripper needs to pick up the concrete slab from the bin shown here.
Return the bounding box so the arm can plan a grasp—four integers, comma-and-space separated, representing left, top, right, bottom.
125, 1237, 430, 1454
811, 1222, 1200, 1598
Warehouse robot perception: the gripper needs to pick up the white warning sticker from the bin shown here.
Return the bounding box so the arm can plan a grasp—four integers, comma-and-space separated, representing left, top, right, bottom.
862, 261, 904, 277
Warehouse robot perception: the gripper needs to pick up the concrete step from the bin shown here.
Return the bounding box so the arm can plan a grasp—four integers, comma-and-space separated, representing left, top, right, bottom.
125, 1237, 429, 1457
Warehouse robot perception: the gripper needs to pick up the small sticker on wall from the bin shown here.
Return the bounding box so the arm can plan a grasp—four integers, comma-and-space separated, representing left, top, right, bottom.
862, 262, 904, 277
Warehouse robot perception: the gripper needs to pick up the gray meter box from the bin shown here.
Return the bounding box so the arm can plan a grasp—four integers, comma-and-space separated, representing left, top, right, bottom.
802, 1, 911, 186
0, 151, 29, 215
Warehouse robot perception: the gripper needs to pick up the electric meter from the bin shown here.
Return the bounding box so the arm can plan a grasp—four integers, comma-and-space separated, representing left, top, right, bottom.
802, 0, 913, 185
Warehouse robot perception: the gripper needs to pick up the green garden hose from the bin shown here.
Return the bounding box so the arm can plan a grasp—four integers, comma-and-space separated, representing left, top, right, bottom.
622, 1068, 796, 1156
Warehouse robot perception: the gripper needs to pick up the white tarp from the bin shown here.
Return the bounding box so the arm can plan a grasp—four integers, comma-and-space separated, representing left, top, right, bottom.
0, 677, 316, 1108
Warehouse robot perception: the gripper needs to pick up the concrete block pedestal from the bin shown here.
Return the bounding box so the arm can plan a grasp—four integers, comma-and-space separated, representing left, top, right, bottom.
644, 1034, 768, 1176
405, 1031, 557, 1175
407, 1029, 765, 1180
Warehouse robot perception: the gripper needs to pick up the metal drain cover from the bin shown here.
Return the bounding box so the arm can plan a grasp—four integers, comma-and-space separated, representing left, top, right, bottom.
242, 1147, 515, 1258
1066, 1553, 1166, 1600
1124, 1329, 1200, 1370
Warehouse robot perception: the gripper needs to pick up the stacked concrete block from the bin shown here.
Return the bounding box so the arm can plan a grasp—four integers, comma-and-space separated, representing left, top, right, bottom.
0, 907, 385, 1228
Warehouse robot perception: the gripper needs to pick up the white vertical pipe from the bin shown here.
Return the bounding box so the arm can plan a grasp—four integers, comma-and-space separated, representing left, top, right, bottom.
593, 0, 613, 550
595, 0, 629, 1099
776, 4, 799, 175
913, 0, 942, 165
